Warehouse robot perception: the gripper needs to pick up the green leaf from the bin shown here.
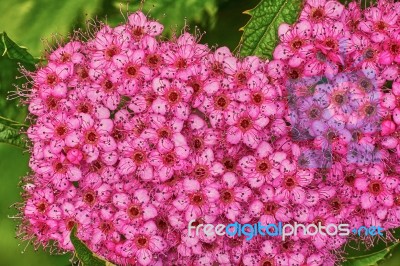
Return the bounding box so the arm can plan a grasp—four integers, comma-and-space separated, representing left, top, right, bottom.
0, 32, 37, 66
0, 122, 26, 149
342, 242, 399, 266
0, 58, 28, 123
343, 227, 400, 266
70, 226, 115, 266
0, 33, 33, 125
238, 0, 302, 59
0, 0, 103, 56
112, 0, 218, 35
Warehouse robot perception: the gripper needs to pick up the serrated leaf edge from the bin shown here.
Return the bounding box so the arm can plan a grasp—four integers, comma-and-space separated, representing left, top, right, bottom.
237, 0, 302, 58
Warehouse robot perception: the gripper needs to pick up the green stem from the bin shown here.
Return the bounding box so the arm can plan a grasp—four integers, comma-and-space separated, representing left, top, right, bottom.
0, 115, 28, 128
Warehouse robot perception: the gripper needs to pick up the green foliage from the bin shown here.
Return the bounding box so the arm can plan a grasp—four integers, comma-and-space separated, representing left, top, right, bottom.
343, 242, 399, 266
200, 0, 260, 50
238, 0, 302, 59
0, 58, 27, 123
0, 0, 103, 56
113, 0, 218, 35
70, 226, 114, 266
0, 144, 71, 265
0, 122, 26, 149
343, 228, 400, 265
0, 32, 35, 125
1, 32, 37, 66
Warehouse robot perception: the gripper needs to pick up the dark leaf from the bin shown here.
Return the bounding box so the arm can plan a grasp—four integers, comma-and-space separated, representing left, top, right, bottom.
0, 32, 37, 66
343, 227, 400, 265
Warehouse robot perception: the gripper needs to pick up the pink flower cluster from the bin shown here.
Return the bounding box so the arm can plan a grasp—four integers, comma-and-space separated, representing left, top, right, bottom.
20, 1, 400, 265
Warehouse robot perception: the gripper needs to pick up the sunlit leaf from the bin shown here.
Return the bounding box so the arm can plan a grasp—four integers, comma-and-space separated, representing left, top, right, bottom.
70, 226, 115, 266
238, 0, 302, 59
342, 241, 399, 266
112, 0, 218, 34
343, 227, 400, 265
0, 0, 103, 56
0, 32, 37, 66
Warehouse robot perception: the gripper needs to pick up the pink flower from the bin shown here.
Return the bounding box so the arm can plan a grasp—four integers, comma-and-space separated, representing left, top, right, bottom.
226, 104, 269, 148
304, 21, 353, 79
118, 221, 166, 265
259, 239, 305, 266
204, 46, 233, 78
67, 88, 111, 119
249, 185, 292, 223
112, 188, 157, 228
24, 187, 55, 220
140, 36, 164, 70
32, 155, 82, 190
300, 0, 344, 24
237, 73, 280, 117
222, 55, 262, 90
239, 141, 279, 187
148, 137, 189, 182
341, 2, 363, 33
87, 72, 122, 110
50, 41, 85, 64
89, 26, 129, 72
161, 33, 209, 79
274, 20, 314, 67
188, 148, 224, 183
185, 64, 219, 108
379, 31, 400, 65
216, 172, 252, 221
322, 81, 361, 117
35, 62, 72, 98
117, 137, 154, 181
172, 178, 219, 222
305, 207, 347, 250
74, 113, 117, 162
109, 49, 150, 96
78, 172, 113, 207
151, 78, 193, 120
355, 165, 398, 209
184, 114, 220, 154
351, 34, 382, 78
35, 112, 81, 153
199, 86, 236, 129
127, 11, 164, 41
274, 163, 314, 205
359, 6, 398, 43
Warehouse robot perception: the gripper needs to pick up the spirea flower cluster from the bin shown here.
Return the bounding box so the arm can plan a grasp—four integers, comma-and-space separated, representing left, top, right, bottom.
19, 0, 400, 265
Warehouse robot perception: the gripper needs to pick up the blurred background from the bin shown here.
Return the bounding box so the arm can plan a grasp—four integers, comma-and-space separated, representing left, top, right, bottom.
0, 0, 398, 265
